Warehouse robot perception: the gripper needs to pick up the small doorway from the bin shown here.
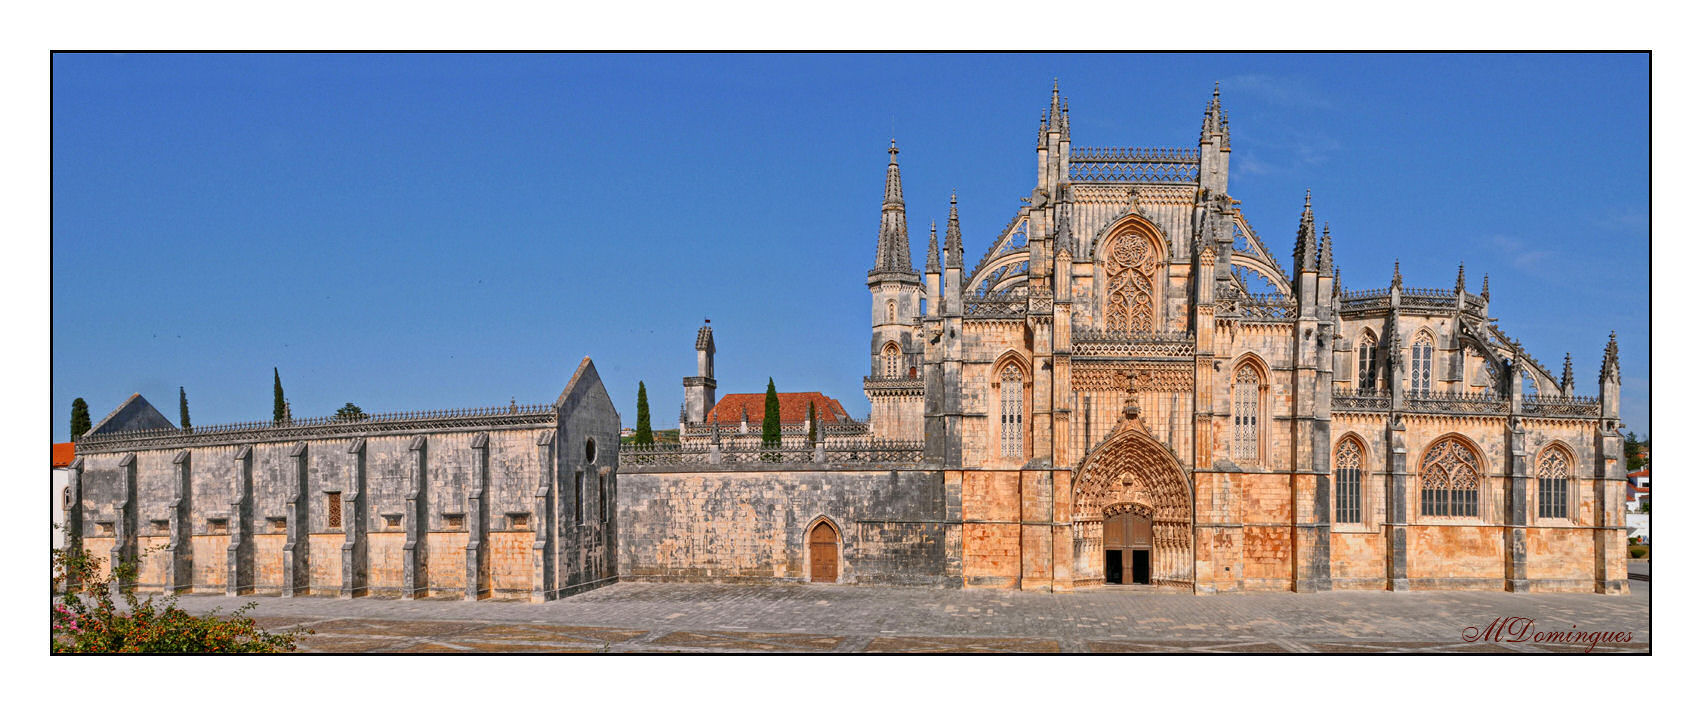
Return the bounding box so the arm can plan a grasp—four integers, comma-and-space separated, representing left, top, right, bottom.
808, 521, 839, 583
1102, 506, 1153, 585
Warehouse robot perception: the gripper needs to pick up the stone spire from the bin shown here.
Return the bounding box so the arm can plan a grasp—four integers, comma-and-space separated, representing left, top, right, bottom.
1391, 260, 1402, 289
1201, 81, 1229, 144
1481, 273, 1491, 302
1561, 352, 1575, 394
925, 220, 940, 274
1293, 190, 1317, 275
1318, 222, 1333, 271
1455, 263, 1467, 293
1332, 266, 1341, 299
1056, 204, 1074, 256
1037, 111, 1047, 148
1047, 78, 1063, 132
944, 191, 963, 269
1599, 331, 1620, 384
869, 140, 917, 279
1060, 97, 1071, 140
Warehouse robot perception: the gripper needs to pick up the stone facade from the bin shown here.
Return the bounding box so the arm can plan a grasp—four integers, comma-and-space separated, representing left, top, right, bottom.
623, 83, 1628, 595
67, 358, 620, 601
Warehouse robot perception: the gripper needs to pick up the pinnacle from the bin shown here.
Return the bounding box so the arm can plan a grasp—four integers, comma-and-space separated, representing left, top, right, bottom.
1456, 262, 1466, 292
1391, 260, 1402, 288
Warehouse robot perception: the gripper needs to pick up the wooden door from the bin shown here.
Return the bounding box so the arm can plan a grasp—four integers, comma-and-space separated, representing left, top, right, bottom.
809, 523, 838, 583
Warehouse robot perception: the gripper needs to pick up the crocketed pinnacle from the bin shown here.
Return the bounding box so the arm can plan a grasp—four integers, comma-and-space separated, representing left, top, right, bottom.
1318, 222, 1333, 271
1332, 267, 1342, 299
1561, 352, 1575, 391
1201, 82, 1229, 145
1056, 204, 1074, 256
1060, 97, 1071, 140
925, 220, 940, 273
870, 140, 917, 279
695, 322, 715, 353
944, 192, 964, 269
1456, 263, 1467, 293
1599, 331, 1620, 383
1391, 260, 1403, 289
1048, 78, 1063, 132
1481, 273, 1491, 302
1293, 190, 1317, 275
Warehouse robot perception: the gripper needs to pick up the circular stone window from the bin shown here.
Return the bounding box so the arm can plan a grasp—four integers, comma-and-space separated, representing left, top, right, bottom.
584, 437, 597, 464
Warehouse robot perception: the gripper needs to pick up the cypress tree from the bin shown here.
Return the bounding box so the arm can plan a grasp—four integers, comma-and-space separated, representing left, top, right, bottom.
273, 368, 286, 424
762, 377, 782, 447
634, 381, 654, 446
70, 398, 91, 439
806, 400, 818, 445
179, 386, 191, 430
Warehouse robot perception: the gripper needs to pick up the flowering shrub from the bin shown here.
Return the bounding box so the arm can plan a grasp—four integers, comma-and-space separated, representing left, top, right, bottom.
51, 542, 308, 653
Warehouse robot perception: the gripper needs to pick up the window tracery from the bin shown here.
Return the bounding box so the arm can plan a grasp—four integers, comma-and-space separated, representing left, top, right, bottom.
1537, 447, 1570, 519
1357, 331, 1378, 390
1104, 229, 1160, 332
887, 300, 897, 323
1411, 330, 1434, 394
1420, 438, 1480, 517
999, 363, 1024, 458
1334, 438, 1363, 524
881, 342, 901, 378
1232, 364, 1259, 462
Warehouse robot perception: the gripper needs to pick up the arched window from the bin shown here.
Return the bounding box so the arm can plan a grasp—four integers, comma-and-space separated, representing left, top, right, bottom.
1420, 438, 1480, 518
881, 342, 901, 378
1334, 438, 1364, 524
887, 300, 897, 323
1410, 330, 1434, 394
1232, 364, 1260, 462
1357, 331, 1378, 391
999, 363, 1024, 458
1103, 227, 1161, 332
1537, 447, 1570, 519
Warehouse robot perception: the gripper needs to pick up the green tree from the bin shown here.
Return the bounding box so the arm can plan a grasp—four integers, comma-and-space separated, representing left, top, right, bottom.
762, 377, 782, 447
334, 402, 367, 421
71, 398, 91, 440
178, 387, 191, 431
1625, 432, 1648, 471
634, 381, 654, 446
806, 400, 818, 445
272, 368, 286, 424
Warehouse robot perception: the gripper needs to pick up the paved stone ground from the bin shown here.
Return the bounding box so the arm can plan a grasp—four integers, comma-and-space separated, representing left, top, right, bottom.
167, 579, 1650, 654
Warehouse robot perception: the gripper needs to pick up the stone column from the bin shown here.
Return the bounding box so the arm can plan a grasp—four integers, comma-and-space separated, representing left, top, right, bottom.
531, 429, 557, 602
227, 446, 253, 596
465, 433, 490, 601
1384, 416, 1409, 591
282, 442, 310, 597
1504, 418, 1530, 592
340, 439, 368, 598
66, 459, 84, 585
167, 450, 193, 595
402, 435, 427, 599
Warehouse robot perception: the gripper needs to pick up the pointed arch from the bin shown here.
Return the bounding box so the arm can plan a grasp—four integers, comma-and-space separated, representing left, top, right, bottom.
1535, 442, 1576, 520
1332, 434, 1369, 525
989, 350, 1032, 461
881, 341, 902, 378
1356, 328, 1380, 391
805, 516, 843, 583
1410, 327, 1437, 394
1229, 354, 1269, 465
1096, 215, 1169, 333
1072, 426, 1193, 587
1419, 434, 1484, 518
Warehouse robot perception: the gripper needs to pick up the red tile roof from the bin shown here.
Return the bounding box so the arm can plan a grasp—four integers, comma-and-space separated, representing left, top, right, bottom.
707, 392, 852, 426
52, 442, 75, 468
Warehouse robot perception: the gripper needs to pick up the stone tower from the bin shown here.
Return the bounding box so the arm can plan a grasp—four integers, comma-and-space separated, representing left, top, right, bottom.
682, 321, 716, 424
865, 140, 926, 440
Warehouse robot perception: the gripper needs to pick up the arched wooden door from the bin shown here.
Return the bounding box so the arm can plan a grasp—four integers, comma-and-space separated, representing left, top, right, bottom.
1102, 504, 1153, 584
808, 522, 839, 583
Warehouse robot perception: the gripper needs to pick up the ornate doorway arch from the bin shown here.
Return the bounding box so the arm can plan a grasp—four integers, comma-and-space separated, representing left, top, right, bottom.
1071, 400, 1193, 588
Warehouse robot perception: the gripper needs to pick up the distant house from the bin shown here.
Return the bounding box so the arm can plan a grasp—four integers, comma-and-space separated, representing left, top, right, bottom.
691, 391, 859, 440
52, 442, 75, 549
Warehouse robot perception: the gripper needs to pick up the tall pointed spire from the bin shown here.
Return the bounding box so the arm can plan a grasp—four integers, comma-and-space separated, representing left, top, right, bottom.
925, 220, 940, 273
1293, 190, 1317, 275
944, 191, 963, 269
1333, 266, 1342, 299
1456, 263, 1466, 293
1047, 78, 1063, 131
1561, 352, 1575, 393
1056, 204, 1074, 256
870, 140, 917, 279
1391, 259, 1402, 289
1599, 331, 1620, 383
1318, 222, 1333, 271
1481, 273, 1491, 301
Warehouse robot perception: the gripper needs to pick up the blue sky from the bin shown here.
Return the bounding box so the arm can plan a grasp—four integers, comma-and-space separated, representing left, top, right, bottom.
51, 52, 1650, 441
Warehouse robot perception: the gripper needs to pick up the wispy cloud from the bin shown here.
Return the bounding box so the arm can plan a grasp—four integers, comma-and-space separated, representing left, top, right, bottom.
1592, 208, 1650, 233
1220, 74, 1334, 110
1486, 234, 1561, 278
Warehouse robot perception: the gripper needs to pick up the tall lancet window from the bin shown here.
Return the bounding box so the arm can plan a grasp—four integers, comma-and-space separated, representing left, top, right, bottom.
1232, 364, 1260, 462
1411, 330, 1435, 394
999, 364, 1023, 458
1537, 447, 1571, 519
1334, 439, 1364, 524
887, 300, 897, 324
1357, 331, 1379, 391
882, 342, 901, 378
